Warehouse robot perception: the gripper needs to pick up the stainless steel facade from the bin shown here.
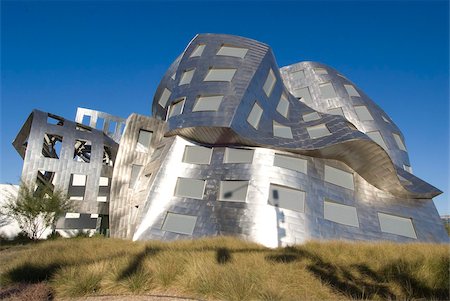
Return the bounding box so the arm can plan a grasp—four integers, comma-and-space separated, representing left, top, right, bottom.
13, 108, 121, 235
13, 34, 448, 245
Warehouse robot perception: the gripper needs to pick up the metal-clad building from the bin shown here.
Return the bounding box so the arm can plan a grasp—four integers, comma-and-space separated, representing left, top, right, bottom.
13, 34, 448, 245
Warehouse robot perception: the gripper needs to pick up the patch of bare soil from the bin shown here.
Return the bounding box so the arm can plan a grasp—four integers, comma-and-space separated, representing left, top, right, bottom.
0, 282, 53, 300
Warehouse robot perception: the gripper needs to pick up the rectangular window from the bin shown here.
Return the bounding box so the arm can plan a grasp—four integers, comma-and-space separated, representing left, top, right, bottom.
182, 145, 213, 164
129, 164, 142, 189
290, 70, 305, 81
393, 133, 407, 151
354, 106, 374, 121
192, 95, 223, 112
319, 82, 337, 98
107, 121, 116, 135
82, 115, 91, 126
303, 112, 321, 122
273, 121, 293, 139
136, 129, 153, 153
69, 174, 86, 201
97, 117, 104, 131
174, 177, 206, 200
306, 124, 331, 139
42, 133, 63, 159
268, 184, 305, 212
162, 212, 197, 235
158, 88, 172, 107
314, 68, 328, 75
273, 154, 307, 174
378, 213, 417, 239
36, 170, 56, 187
72, 174, 87, 186
276, 94, 289, 118
367, 131, 388, 150
217, 45, 248, 58
247, 101, 263, 129
294, 87, 312, 103
328, 107, 345, 117
223, 148, 254, 163
263, 69, 276, 97
190, 44, 205, 57
324, 200, 359, 227
97, 196, 108, 202
179, 69, 195, 86
219, 180, 249, 202
168, 98, 185, 119
73, 139, 91, 163
324, 165, 354, 191
99, 177, 109, 187
204, 68, 237, 82
344, 84, 360, 97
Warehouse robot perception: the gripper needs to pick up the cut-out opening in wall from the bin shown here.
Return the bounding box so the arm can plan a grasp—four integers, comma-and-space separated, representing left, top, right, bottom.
103, 146, 114, 166
82, 115, 91, 126
47, 114, 64, 126
97, 117, 104, 131
108, 121, 116, 135
74, 139, 92, 163
42, 133, 63, 159
119, 123, 126, 134
35, 170, 56, 194
68, 173, 87, 201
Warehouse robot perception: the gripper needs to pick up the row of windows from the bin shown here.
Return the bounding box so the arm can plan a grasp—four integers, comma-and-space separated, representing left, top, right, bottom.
130, 145, 355, 195
47, 113, 125, 136
290, 67, 329, 82
65, 173, 110, 202
182, 146, 357, 190
294, 86, 407, 151
162, 66, 278, 117
190, 44, 249, 59
178, 68, 238, 87
42, 133, 114, 166
294, 85, 392, 124
65, 213, 99, 219
160, 202, 417, 239
289, 68, 360, 98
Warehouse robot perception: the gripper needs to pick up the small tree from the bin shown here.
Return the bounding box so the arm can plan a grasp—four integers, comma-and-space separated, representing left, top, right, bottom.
1, 182, 76, 240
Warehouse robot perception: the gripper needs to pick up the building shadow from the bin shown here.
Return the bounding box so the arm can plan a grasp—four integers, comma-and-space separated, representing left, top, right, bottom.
265, 246, 396, 300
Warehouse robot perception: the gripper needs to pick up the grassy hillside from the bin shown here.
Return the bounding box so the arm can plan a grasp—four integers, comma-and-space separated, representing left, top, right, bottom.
0, 237, 448, 300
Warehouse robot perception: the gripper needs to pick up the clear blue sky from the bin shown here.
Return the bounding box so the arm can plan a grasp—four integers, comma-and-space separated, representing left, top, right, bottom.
1, 1, 448, 215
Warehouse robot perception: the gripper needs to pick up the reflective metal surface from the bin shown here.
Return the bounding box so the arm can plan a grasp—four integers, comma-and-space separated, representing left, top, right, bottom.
13, 109, 119, 233
13, 34, 448, 245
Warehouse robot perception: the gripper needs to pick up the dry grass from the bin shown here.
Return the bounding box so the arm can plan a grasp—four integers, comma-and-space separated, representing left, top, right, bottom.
0, 236, 448, 300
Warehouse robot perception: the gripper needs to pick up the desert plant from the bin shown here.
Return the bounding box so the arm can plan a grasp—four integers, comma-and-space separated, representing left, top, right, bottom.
1, 181, 76, 240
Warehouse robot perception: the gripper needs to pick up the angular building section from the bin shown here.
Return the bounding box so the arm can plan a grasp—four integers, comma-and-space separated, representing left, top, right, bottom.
13, 108, 124, 236
13, 34, 447, 245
